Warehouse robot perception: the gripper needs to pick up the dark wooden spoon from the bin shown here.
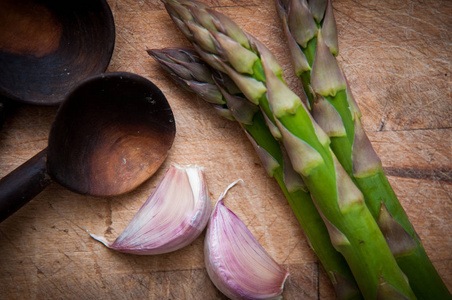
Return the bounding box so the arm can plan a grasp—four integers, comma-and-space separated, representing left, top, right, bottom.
0, 0, 115, 105
0, 72, 176, 222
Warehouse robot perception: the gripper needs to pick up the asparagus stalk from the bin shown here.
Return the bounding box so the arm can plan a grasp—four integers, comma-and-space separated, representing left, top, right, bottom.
276, 1, 451, 299
161, 1, 418, 299
163, 0, 415, 299
147, 47, 362, 299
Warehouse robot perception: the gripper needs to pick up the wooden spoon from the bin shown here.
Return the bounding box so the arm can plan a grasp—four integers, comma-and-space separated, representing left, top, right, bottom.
0, 72, 176, 222
0, 0, 115, 105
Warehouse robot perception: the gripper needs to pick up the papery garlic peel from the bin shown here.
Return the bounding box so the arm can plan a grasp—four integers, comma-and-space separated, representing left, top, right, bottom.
90, 164, 210, 255
204, 182, 289, 300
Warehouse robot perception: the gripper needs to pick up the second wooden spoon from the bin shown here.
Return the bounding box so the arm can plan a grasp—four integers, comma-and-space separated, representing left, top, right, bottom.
0, 72, 176, 222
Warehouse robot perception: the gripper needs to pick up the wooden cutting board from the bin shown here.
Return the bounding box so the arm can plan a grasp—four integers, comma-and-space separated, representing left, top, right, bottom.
0, 0, 450, 299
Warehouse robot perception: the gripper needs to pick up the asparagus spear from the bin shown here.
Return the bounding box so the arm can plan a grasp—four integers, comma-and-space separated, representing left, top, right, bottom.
161, 1, 417, 299
147, 47, 362, 299
276, 1, 452, 299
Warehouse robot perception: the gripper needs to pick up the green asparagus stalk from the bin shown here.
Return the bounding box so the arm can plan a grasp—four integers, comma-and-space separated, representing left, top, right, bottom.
276, 1, 451, 299
161, 1, 417, 299
147, 47, 362, 299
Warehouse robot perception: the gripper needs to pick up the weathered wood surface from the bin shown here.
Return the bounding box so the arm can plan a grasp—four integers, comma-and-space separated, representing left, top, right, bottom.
0, 0, 450, 299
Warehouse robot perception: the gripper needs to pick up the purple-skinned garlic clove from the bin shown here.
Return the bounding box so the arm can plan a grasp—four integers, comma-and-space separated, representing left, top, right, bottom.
90, 164, 210, 255
204, 180, 289, 300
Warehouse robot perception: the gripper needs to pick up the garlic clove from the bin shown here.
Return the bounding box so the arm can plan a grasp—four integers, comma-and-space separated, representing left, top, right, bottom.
90, 163, 210, 255
205, 181, 289, 300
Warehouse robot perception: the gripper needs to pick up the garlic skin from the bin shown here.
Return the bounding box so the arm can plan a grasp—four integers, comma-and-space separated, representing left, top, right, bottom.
205, 183, 289, 300
90, 164, 210, 255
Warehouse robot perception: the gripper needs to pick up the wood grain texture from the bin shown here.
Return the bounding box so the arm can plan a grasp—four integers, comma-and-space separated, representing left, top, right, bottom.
0, 0, 450, 299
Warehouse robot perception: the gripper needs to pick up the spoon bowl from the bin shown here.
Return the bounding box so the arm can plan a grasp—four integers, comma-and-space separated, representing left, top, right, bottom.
48, 72, 176, 196
0, 72, 176, 222
0, 0, 115, 105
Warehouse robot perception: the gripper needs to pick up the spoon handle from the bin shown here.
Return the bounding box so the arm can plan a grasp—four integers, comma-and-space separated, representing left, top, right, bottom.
0, 149, 52, 223
0, 100, 6, 130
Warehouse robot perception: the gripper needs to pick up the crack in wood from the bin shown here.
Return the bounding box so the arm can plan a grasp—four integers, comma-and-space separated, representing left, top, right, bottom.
384, 167, 452, 182
316, 261, 320, 300
104, 199, 114, 235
